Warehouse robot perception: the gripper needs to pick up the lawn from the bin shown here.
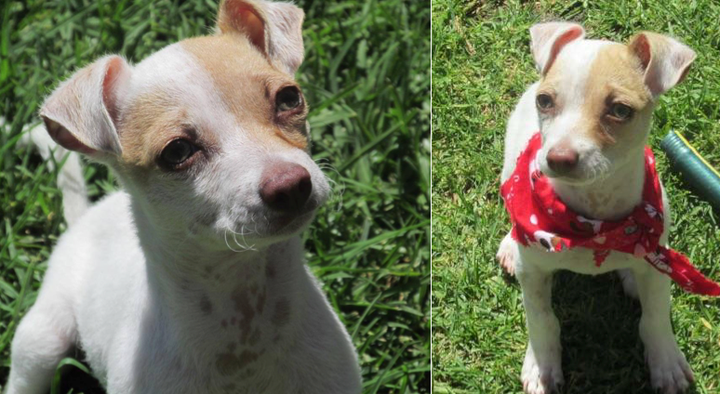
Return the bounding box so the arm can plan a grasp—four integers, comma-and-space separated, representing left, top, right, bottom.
432, 1, 720, 393
0, 0, 430, 393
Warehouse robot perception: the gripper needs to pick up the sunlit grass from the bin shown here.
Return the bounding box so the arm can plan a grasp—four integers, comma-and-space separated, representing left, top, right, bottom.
0, 1, 430, 393
432, 1, 720, 393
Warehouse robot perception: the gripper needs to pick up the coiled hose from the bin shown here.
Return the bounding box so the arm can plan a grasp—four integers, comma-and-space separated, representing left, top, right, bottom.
660, 130, 720, 212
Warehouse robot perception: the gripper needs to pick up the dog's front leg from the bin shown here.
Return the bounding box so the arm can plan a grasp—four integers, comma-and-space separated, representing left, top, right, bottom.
634, 268, 694, 393
5, 301, 76, 394
516, 257, 563, 394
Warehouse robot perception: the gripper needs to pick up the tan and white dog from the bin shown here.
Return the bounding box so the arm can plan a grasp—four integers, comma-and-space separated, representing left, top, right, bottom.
497, 23, 696, 394
5, 1, 362, 393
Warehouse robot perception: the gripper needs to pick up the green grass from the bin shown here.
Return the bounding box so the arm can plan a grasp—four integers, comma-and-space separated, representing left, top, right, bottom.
0, 1, 430, 393
432, 1, 720, 393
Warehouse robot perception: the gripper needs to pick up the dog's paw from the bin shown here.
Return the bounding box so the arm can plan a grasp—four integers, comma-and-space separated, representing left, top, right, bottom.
497, 233, 517, 276
646, 343, 694, 394
521, 346, 563, 394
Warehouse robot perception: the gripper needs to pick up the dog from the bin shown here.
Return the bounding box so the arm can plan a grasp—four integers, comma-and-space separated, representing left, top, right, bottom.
496, 22, 703, 394
5, 1, 362, 393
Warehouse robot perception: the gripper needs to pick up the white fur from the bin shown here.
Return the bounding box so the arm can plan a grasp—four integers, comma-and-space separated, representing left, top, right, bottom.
21, 123, 89, 226
499, 24, 696, 394
5, 2, 362, 393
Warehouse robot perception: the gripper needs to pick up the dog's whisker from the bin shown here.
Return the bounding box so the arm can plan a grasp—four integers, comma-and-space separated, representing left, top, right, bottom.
232, 231, 256, 252
224, 229, 247, 253
238, 225, 256, 251
225, 225, 257, 252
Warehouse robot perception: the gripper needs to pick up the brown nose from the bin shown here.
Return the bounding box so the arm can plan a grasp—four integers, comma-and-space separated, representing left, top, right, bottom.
259, 162, 312, 213
546, 145, 579, 174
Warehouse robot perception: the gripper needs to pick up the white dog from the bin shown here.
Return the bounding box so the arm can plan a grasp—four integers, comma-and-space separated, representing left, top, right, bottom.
497, 22, 701, 394
5, 1, 362, 393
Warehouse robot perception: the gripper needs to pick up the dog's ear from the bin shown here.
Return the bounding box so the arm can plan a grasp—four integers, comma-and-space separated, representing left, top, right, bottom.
217, 0, 305, 76
530, 22, 585, 75
628, 32, 696, 98
40, 55, 130, 157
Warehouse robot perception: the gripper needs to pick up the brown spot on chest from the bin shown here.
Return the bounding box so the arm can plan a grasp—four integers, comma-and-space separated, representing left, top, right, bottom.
227, 342, 237, 352
248, 327, 261, 346
231, 287, 255, 320
215, 349, 262, 377
231, 286, 256, 344
237, 350, 260, 368
256, 287, 266, 314
271, 298, 291, 327
265, 262, 276, 278
216, 352, 242, 376
199, 294, 212, 315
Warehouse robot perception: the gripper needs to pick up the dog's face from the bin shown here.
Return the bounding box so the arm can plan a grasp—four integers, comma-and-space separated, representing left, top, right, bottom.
528, 23, 695, 184
39, 0, 329, 249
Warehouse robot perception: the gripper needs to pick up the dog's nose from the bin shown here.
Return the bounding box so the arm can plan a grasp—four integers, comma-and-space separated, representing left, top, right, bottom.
546, 145, 579, 174
259, 162, 312, 213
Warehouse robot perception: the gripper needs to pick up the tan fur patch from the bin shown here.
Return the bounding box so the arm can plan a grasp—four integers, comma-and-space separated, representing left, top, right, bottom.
583, 43, 652, 145
119, 91, 186, 167
181, 34, 308, 150
117, 90, 221, 185
539, 43, 652, 147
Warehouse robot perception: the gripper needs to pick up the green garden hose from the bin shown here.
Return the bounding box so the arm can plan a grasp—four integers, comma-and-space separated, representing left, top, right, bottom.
661, 130, 720, 212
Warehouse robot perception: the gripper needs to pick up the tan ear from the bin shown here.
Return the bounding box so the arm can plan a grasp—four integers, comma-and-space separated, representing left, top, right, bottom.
40, 55, 130, 157
628, 32, 696, 97
217, 0, 305, 75
530, 22, 585, 75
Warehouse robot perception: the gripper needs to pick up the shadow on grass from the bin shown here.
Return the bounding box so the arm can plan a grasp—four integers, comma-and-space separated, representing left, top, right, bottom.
549, 271, 699, 394
59, 366, 104, 394
56, 348, 104, 394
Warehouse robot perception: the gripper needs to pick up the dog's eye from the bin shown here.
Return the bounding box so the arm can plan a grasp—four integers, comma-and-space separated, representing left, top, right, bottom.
609, 103, 634, 121
536, 94, 554, 110
276, 86, 303, 112
160, 139, 197, 166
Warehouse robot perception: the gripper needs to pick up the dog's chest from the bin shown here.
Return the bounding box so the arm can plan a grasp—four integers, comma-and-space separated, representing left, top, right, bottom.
519, 244, 647, 275
130, 261, 306, 393
141, 309, 299, 394
518, 176, 670, 276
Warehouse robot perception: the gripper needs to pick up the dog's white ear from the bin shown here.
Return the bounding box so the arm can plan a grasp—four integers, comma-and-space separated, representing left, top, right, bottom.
217, 0, 305, 76
40, 55, 130, 157
628, 32, 696, 98
530, 22, 585, 75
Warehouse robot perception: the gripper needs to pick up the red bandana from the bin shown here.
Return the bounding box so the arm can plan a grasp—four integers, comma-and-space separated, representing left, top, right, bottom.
501, 132, 720, 296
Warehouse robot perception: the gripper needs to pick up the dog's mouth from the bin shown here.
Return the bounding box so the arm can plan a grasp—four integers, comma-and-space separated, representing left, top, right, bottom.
543, 171, 602, 186
259, 200, 320, 236
220, 205, 318, 252
539, 158, 605, 186
271, 209, 316, 233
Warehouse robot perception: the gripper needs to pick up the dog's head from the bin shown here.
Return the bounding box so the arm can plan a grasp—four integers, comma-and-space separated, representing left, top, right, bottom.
39, 0, 330, 250
529, 22, 695, 184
